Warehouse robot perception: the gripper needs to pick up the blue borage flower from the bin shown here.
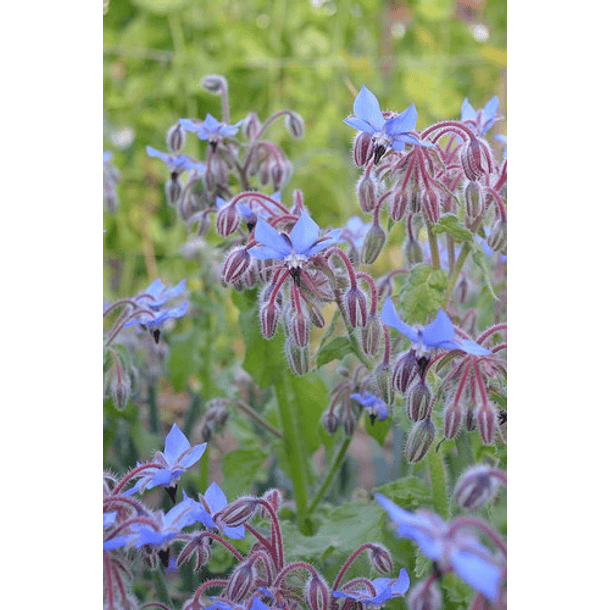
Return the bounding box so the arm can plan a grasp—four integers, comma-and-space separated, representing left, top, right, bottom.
249, 209, 342, 269
124, 424, 207, 495
333, 568, 410, 607
350, 391, 388, 422
180, 113, 243, 143
380, 298, 490, 356
216, 192, 280, 226
201, 481, 246, 539
375, 494, 502, 603
344, 86, 433, 155
146, 145, 207, 175
128, 492, 213, 548
461, 97, 501, 136
103, 511, 131, 551
123, 279, 188, 333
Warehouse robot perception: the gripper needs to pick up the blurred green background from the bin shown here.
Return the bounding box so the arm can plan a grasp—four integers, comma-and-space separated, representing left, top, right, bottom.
103, 0, 506, 297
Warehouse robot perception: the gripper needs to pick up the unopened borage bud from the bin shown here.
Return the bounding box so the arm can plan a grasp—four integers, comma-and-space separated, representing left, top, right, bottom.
361, 224, 386, 265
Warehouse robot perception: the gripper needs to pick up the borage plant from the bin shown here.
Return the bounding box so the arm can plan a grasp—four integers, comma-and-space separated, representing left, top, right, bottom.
104, 75, 507, 610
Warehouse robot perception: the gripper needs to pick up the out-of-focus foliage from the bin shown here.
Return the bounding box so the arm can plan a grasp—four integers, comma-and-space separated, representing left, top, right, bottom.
103, 0, 506, 298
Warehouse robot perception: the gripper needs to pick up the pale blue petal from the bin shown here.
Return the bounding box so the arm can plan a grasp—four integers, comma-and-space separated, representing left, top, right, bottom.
254, 218, 292, 258
421, 309, 455, 347
392, 568, 411, 595
344, 117, 377, 134
179, 441, 207, 468
216, 196, 227, 209
450, 547, 502, 602
461, 98, 476, 121
204, 481, 228, 514
455, 339, 491, 356
303, 229, 341, 257
353, 86, 384, 132
385, 105, 417, 136
146, 146, 168, 162
483, 96, 499, 124
179, 118, 201, 132
380, 298, 419, 343
290, 211, 321, 254
249, 245, 285, 260
164, 424, 190, 463
146, 468, 176, 489
222, 523, 246, 539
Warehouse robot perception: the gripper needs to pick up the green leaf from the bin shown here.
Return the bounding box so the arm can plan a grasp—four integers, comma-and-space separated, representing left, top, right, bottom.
398, 263, 449, 324
373, 476, 433, 509
316, 336, 353, 367
364, 413, 392, 447
167, 329, 198, 390
222, 444, 271, 500
431, 213, 473, 243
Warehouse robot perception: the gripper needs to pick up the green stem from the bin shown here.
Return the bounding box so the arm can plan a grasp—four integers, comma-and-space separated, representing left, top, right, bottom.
425, 220, 441, 269
306, 436, 352, 516
427, 444, 448, 519
151, 565, 173, 607
454, 428, 475, 469
148, 384, 160, 434
235, 400, 283, 438
442, 241, 471, 309
274, 370, 310, 534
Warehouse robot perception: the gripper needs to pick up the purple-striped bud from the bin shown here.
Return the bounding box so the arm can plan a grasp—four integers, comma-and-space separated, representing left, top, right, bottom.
222, 247, 252, 284
410, 188, 422, 214
201, 74, 227, 94
404, 237, 424, 266
260, 301, 280, 339
344, 286, 368, 328
357, 173, 377, 213
374, 362, 395, 404
285, 112, 305, 139
271, 159, 292, 191
361, 313, 381, 356
308, 302, 326, 329
368, 544, 394, 574
285, 338, 309, 376
407, 580, 442, 610
422, 189, 440, 225
443, 401, 463, 440
465, 407, 477, 431
454, 465, 502, 510
242, 112, 261, 140
216, 203, 241, 236
206, 155, 229, 191
219, 497, 257, 528
354, 131, 375, 167
225, 561, 256, 603
341, 406, 357, 436
305, 575, 330, 610
407, 381, 431, 421
464, 181, 483, 219
361, 224, 386, 265
166, 122, 187, 153
165, 179, 182, 207
290, 310, 310, 348
107, 359, 131, 412
322, 410, 340, 435
476, 402, 497, 444
460, 138, 492, 181
487, 218, 507, 252
393, 350, 418, 393
391, 188, 409, 221
405, 419, 435, 463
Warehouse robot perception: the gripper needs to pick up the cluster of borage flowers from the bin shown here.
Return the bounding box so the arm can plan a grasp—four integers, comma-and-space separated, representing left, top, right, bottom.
104, 425, 506, 610
104, 75, 507, 609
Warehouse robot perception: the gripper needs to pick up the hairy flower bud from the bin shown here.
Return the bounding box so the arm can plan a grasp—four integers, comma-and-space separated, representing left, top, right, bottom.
464, 181, 482, 219
357, 173, 377, 213
322, 410, 340, 435
206, 155, 229, 191
108, 360, 131, 411
305, 575, 330, 610
344, 286, 368, 328
405, 419, 435, 463
166, 122, 187, 153
404, 237, 424, 266
407, 579, 442, 610
476, 402, 497, 444
216, 203, 241, 236
242, 112, 261, 140
410, 187, 422, 214
285, 111, 305, 139
368, 544, 394, 574
487, 218, 507, 252
226, 561, 256, 603
465, 407, 477, 431
374, 361, 395, 404
392, 350, 418, 393
443, 401, 463, 440
407, 380, 431, 421
165, 178, 183, 207
271, 159, 292, 191
285, 337, 309, 376
391, 188, 409, 222
341, 406, 357, 436
361, 224, 387, 265
454, 464, 502, 510
222, 247, 252, 284
460, 138, 492, 181
220, 497, 257, 528
290, 310, 310, 348
201, 74, 228, 94
361, 313, 381, 356
422, 189, 440, 225
354, 131, 375, 167
260, 301, 281, 339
